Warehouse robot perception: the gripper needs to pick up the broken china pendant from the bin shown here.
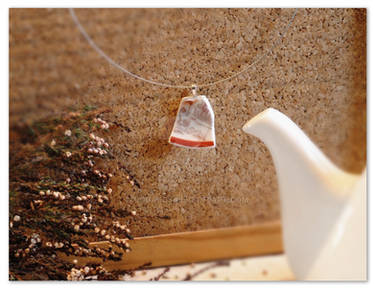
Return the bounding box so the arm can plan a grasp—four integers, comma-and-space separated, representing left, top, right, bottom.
169, 87, 216, 148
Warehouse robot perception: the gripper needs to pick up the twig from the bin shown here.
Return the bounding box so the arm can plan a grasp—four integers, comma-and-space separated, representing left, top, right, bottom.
150, 267, 170, 281
183, 261, 230, 281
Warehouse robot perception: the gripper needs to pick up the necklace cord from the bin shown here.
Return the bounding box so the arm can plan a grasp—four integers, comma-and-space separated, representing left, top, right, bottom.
69, 8, 298, 89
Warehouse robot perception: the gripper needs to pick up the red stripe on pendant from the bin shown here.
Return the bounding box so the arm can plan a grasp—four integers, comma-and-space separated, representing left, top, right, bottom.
170, 136, 214, 148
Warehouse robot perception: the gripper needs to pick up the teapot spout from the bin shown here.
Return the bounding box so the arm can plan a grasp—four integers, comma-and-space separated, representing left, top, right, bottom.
242, 108, 360, 279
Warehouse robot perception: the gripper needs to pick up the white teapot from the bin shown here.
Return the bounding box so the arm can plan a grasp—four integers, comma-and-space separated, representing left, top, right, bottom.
242, 108, 366, 280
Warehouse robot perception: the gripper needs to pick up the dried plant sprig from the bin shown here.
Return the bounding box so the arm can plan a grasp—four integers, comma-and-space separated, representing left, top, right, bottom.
9, 107, 138, 280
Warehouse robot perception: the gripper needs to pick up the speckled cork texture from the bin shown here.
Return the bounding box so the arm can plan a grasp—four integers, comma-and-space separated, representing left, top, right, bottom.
9, 8, 366, 237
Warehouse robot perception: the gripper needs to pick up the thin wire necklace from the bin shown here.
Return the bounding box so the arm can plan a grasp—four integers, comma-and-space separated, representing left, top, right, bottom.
69, 8, 297, 89
69, 8, 298, 149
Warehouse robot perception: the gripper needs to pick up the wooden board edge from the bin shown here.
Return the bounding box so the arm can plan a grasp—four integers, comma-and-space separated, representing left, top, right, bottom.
60, 220, 283, 271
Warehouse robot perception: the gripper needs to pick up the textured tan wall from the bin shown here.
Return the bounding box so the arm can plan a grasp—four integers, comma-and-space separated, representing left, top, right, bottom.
9, 8, 366, 236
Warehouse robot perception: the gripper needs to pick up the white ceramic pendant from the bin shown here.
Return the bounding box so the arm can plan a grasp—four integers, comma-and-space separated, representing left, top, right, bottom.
169, 89, 215, 148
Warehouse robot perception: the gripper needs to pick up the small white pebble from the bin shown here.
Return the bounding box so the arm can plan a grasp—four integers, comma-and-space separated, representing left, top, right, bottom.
65, 129, 72, 136
13, 215, 21, 222
74, 224, 80, 232
39, 191, 45, 196
131, 210, 137, 216
66, 151, 72, 158
73, 259, 78, 264
50, 139, 56, 146
107, 188, 112, 194
100, 230, 106, 236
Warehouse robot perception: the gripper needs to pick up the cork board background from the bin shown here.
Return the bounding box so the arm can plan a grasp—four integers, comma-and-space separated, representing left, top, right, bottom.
9, 8, 366, 237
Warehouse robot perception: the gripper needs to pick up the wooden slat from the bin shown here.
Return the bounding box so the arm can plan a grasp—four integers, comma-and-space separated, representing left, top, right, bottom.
62, 221, 283, 271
